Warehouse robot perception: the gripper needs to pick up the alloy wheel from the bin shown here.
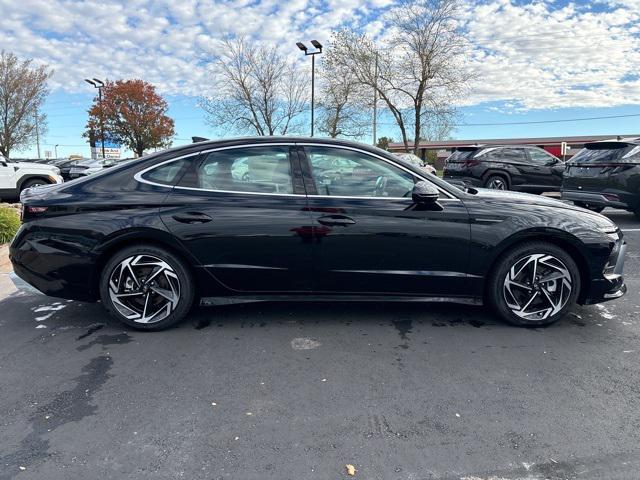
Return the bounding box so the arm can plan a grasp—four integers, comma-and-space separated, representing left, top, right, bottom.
503, 253, 573, 321
108, 254, 181, 324
488, 178, 506, 190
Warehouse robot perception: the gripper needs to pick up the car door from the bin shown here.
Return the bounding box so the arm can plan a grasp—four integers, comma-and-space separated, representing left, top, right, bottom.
299, 144, 473, 297
526, 148, 564, 189
159, 144, 315, 294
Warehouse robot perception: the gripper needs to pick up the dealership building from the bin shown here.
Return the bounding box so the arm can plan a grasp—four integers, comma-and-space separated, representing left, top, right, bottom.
389, 134, 640, 169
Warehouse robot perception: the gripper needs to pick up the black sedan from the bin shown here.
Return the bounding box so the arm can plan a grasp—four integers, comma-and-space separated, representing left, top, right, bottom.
10, 137, 626, 330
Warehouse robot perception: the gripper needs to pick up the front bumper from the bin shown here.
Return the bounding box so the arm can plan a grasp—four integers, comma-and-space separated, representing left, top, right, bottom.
583, 241, 627, 304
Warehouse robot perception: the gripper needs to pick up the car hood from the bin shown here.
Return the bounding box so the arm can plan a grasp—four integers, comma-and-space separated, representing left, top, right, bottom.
468, 188, 616, 229
13, 161, 58, 172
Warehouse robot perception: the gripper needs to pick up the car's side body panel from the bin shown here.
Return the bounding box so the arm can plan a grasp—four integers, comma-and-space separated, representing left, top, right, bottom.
8, 136, 626, 311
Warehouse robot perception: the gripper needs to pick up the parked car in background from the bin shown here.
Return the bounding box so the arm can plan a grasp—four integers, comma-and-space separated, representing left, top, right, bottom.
393, 152, 437, 175
67, 158, 118, 179
443, 145, 564, 193
562, 138, 640, 217
11, 137, 625, 331
0, 154, 63, 200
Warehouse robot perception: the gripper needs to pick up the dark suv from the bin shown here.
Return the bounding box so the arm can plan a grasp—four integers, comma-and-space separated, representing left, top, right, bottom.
443, 145, 564, 193
562, 139, 640, 217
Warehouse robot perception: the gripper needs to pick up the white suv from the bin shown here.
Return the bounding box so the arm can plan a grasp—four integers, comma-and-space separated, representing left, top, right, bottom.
0, 154, 64, 201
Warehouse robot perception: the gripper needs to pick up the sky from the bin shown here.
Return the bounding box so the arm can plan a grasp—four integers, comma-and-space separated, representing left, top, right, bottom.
2, 0, 640, 158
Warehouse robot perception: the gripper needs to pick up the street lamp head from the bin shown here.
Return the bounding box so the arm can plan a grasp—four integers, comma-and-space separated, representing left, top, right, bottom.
84, 78, 96, 86
93, 78, 104, 86
296, 42, 307, 52
311, 40, 323, 50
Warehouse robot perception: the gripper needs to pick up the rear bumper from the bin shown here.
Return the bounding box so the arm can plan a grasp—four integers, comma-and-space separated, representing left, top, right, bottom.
9, 226, 98, 302
561, 189, 633, 210
443, 175, 483, 188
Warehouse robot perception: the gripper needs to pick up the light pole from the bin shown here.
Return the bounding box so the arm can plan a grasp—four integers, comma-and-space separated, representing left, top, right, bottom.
85, 78, 106, 159
55, 144, 59, 158
296, 40, 323, 137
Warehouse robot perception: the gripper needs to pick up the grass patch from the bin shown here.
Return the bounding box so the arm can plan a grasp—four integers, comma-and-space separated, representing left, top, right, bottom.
0, 206, 20, 243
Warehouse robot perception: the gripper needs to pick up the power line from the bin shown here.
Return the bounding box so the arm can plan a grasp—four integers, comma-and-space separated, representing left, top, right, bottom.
376, 112, 640, 127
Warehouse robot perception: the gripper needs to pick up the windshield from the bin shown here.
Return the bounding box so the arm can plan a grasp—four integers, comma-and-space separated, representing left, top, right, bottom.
570, 143, 640, 164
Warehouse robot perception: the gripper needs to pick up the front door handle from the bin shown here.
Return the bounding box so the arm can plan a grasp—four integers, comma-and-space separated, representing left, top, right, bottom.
317, 214, 356, 226
172, 212, 213, 224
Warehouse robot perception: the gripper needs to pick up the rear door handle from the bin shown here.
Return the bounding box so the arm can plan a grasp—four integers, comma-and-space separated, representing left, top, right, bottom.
172, 212, 213, 224
317, 214, 356, 226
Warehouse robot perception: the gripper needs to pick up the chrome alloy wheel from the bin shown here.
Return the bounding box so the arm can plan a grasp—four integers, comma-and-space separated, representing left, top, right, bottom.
108, 254, 181, 324
488, 178, 506, 190
503, 254, 573, 321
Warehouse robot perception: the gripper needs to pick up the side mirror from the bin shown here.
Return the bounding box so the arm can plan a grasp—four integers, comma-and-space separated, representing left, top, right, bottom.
412, 181, 439, 204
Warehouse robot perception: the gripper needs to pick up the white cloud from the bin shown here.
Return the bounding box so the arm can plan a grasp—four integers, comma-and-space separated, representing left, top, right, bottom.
0, 0, 639, 110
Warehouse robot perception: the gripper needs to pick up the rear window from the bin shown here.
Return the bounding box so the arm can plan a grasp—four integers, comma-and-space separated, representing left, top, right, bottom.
141, 158, 190, 186
447, 149, 477, 162
570, 143, 640, 164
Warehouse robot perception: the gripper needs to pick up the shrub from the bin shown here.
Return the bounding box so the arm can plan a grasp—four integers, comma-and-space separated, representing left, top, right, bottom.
0, 206, 20, 243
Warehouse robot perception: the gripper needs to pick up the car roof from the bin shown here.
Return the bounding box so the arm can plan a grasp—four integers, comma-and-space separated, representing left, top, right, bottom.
584, 137, 640, 148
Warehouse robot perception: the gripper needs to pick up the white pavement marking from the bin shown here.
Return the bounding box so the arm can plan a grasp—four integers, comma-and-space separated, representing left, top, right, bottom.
621, 229, 640, 232
290, 337, 321, 350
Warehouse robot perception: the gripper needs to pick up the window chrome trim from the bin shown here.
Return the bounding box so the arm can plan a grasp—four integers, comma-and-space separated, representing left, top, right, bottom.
134, 142, 460, 201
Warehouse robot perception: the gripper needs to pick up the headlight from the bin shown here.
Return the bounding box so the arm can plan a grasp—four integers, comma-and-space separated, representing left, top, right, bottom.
53, 167, 61, 175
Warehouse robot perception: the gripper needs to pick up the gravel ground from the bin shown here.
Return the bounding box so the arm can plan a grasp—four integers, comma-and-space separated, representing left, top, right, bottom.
0, 209, 639, 480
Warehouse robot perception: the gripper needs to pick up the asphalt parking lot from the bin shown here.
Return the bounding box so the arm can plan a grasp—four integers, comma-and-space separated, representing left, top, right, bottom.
1, 209, 640, 480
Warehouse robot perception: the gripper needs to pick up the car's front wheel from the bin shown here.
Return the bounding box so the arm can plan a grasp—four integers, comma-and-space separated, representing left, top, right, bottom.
99, 244, 195, 330
20, 178, 49, 193
487, 242, 580, 327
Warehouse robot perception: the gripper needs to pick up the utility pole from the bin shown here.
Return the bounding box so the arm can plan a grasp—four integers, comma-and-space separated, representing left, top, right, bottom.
35, 109, 41, 159
296, 40, 323, 137
85, 78, 106, 159
373, 51, 378, 146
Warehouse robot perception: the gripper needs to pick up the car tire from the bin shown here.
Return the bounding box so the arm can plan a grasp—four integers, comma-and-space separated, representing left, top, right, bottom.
20, 178, 49, 193
99, 244, 195, 331
484, 174, 509, 191
487, 241, 580, 327
574, 201, 605, 213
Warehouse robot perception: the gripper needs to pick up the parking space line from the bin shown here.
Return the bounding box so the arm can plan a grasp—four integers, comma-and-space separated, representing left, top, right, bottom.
621, 229, 640, 232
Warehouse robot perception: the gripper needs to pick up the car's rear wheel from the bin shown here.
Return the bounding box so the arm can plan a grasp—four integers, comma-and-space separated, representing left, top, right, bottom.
485, 174, 509, 190
99, 245, 195, 330
487, 242, 580, 327
574, 201, 605, 213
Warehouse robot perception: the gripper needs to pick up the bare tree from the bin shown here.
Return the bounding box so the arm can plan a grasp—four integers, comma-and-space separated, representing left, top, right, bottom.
201, 37, 308, 136
327, 0, 471, 153
317, 58, 369, 139
0, 51, 51, 158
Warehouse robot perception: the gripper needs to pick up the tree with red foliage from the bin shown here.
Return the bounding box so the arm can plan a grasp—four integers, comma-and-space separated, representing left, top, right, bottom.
84, 79, 174, 157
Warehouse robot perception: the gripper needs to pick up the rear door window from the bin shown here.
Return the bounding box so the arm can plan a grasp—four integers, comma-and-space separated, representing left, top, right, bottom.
484, 148, 526, 163
178, 146, 294, 194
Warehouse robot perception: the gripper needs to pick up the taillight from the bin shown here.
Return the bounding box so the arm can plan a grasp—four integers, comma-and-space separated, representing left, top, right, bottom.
22, 205, 48, 222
